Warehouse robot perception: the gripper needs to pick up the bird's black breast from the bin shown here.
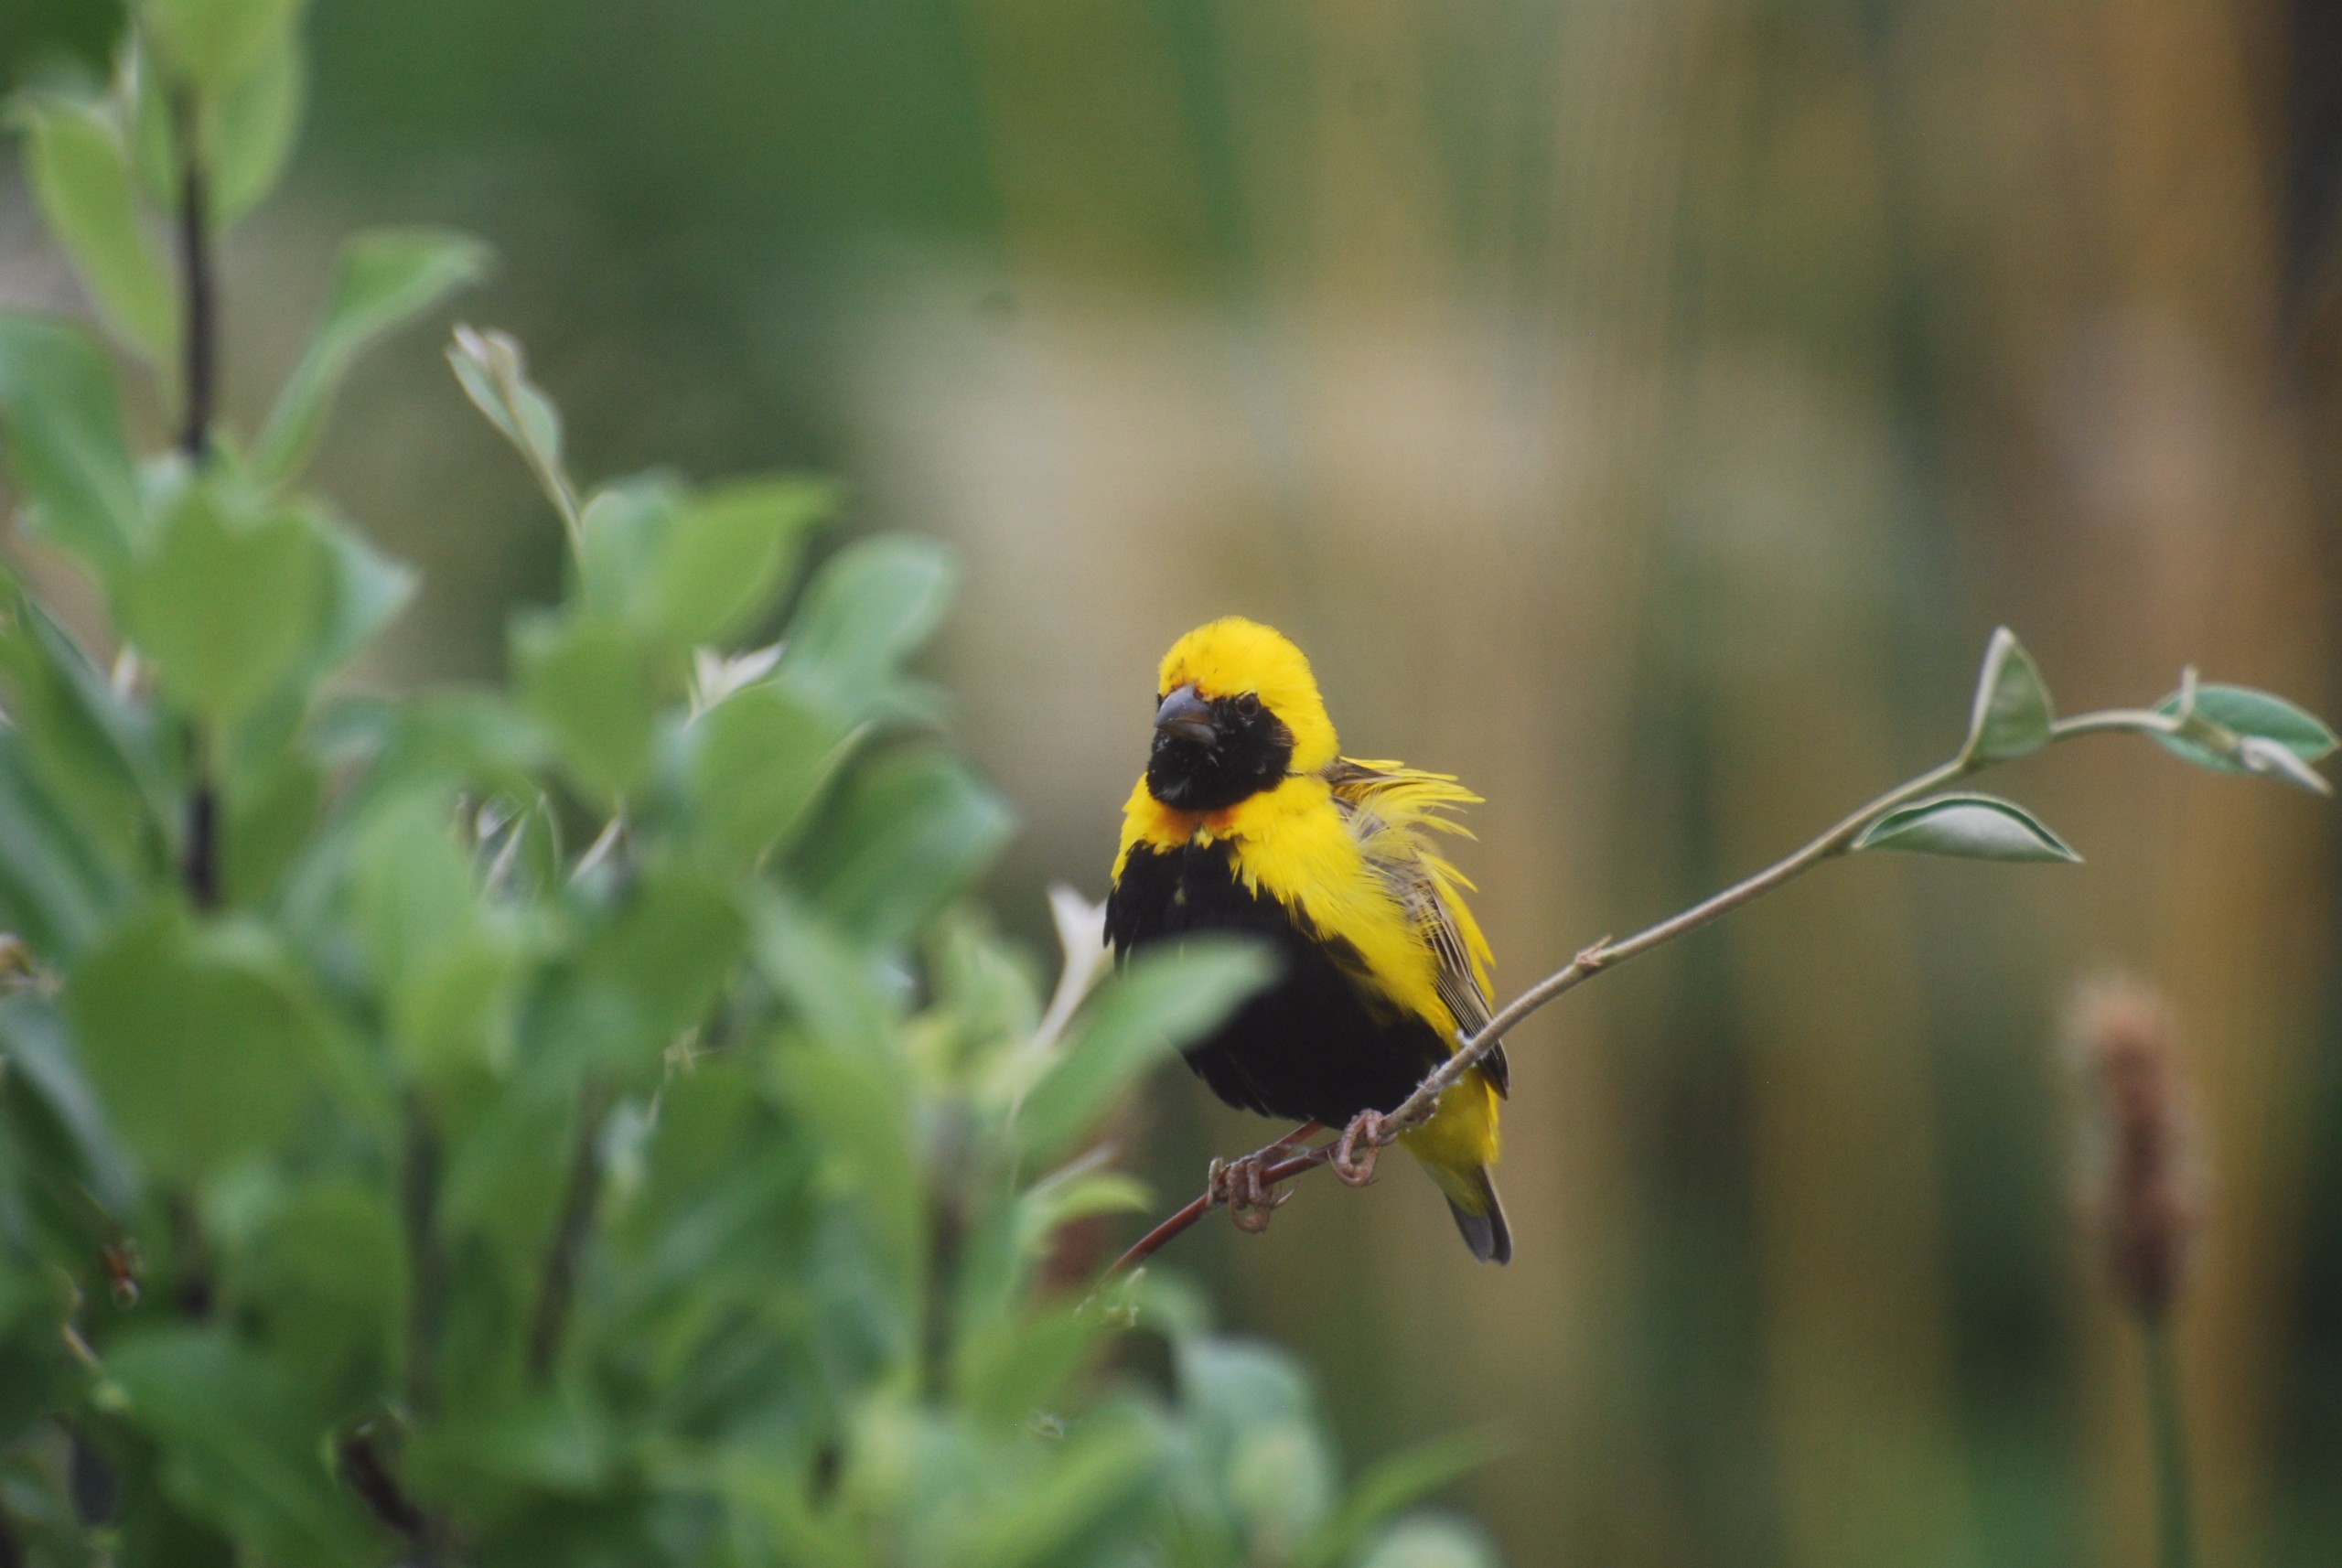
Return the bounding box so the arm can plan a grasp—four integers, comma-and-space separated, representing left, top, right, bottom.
1105, 839, 1450, 1127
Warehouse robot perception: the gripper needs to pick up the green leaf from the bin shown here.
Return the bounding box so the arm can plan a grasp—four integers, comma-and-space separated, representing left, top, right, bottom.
0, 732, 124, 956
643, 477, 835, 650
66, 905, 337, 1181
0, 1266, 79, 1447
575, 476, 679, 621
1298, 1432, 1496, 1568
220, 747, 320, 908
205, 27, 304, 222
0, 585, 169, 875
223, 1178, 408, 1400
574, 867, 745, 1056
106, 1326, 376, 1566
513, 610, 657, 802
956, 1167, 1147, 1369
118, 483, 331, 723
1853, 792, 2080, 864
253, 229, 491, 481
779, 535, 954, 719
686, 682, 857, 872
1178, 1337, 1333, 1542
0, 314, 145, 577
955, 1303, 1101, 1430
962, 1404, 1159, 1568
0, 996, 137, 1215
791, 749, 1013, 950
17, 94, 177, 368
125, 30, 298, 223
1355, 1518, 1499, 1568
306, 511, 417, 675
449, 325, 578, 533
401, 1393, 618, 1506
752, 890, 896, 1059
1016, 937, 1273, 1164
1961, 626, 2053, 764
349, 789, 521, 1080
2154, 682, 2337, 793
369, 689, 548, 801
776, 1036, 924, 1326
141, 0, 309, 92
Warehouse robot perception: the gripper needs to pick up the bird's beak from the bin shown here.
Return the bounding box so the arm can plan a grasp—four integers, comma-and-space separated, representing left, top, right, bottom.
1154, 683, 1218, 746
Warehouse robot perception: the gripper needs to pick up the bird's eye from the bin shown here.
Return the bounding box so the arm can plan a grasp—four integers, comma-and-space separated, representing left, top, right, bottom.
1233, 693, 1262, 718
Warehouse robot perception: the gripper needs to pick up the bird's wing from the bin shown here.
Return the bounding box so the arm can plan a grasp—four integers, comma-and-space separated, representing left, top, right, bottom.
1322, 757, 1508, 1096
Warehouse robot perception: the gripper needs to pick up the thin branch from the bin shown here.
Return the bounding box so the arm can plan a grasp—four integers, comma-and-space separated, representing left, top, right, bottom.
338, 1432, 440, 1566
1112, 705, 2200, 1271
2050, 710, 2180, 741
528, 1087, 606, 1380
171, 90, 214, 461
181, 751, 220, 910
171, 86, 221, 909
1111, 1122, 1322, 1274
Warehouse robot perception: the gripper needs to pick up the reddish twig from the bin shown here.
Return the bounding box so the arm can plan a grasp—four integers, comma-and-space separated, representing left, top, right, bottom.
1109, 1122, 1322, 1273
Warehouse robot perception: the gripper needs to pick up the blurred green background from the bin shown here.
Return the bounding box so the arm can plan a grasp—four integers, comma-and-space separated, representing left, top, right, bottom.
5, 2, 2339, 1563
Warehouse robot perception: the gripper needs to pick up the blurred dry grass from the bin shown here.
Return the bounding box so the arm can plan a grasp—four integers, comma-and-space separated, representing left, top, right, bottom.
5, 0, 2339, 1562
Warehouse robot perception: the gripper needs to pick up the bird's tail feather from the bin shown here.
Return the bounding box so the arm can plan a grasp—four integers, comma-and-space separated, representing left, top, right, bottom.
1442, 1165, 1512, 1264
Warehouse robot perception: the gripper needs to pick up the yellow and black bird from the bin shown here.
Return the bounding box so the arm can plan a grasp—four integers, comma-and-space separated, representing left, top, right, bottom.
1105, 618, 1511, 1262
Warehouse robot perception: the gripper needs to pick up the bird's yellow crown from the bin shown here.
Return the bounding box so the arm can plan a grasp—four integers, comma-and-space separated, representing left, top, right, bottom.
1157, 618, 1338, 773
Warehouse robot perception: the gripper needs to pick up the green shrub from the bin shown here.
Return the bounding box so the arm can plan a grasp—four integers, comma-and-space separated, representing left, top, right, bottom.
0, 5, 1495, 1563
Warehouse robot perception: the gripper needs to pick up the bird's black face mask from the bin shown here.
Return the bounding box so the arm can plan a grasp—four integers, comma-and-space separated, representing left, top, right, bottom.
1145, 683, 1295, 812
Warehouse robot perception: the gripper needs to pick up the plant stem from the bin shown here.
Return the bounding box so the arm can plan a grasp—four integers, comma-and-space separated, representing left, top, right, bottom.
171, 87, 222, 909
171, 90, 214, 462
2145, 1316, 2196, 1568
338, 1433, 439, 1565
529, 1086, 607, 1380
1112, 703, 2203, 1272
2050, 710, 2181, 742
1380, 753, 1972, 1134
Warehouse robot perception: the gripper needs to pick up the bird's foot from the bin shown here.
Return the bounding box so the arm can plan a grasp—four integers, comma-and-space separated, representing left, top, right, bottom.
1331, 1111, 1389, 1187
1209, 1153, 1291, 1232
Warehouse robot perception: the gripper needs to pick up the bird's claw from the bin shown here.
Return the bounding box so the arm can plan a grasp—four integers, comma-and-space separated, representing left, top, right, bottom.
1332, 1111, 1388, 1187
1209, 1154, 1290, 1233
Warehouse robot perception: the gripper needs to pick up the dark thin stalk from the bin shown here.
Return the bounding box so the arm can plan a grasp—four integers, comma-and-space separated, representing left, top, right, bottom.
180, 746, 219, 910
922, 1197, 965, 1401
170, 87, 221, 909
2145, 1318, 2197, 1568
529, 1089, 606, 1380
171, 90, 214, 462
338, 1433, 438, 1566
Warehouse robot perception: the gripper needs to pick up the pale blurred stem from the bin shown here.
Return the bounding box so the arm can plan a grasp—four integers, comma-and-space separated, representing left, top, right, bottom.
1111, 707, 2190, 1274
2146, 1316, 2197, 1568
171, 85, 221, 909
